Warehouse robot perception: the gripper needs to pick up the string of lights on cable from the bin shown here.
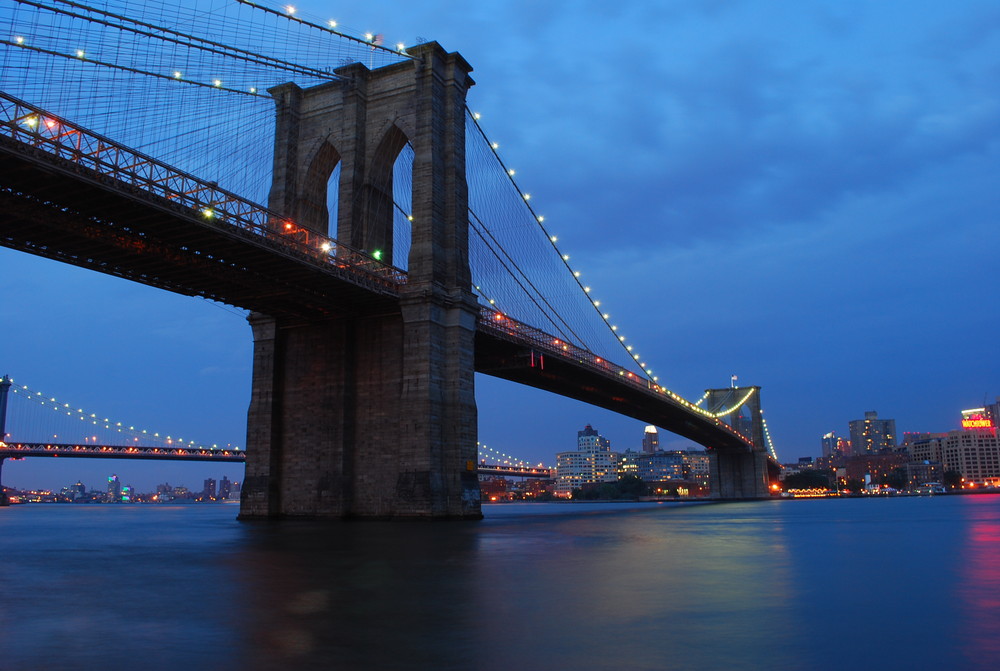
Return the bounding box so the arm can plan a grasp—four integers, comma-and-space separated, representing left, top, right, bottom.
4, 381, 237, 450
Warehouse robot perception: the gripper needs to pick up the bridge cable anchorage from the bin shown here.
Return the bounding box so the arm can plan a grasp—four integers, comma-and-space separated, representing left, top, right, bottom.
465, 107, 660, 384
6, 380, 239, 451
10, 0, 340, 82
234, 0, 420, 60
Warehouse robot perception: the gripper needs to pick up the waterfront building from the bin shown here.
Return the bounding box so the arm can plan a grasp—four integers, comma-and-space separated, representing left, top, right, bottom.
905, 461, 943, 489
906, 409, 1000, 484
642, 426, 659, 454
480, 477, 510, 502
555, 425, 618, 496
681, 451, 710, 486
844, 452, 908, 486
848, 411, 897, 454
203, 478, 216, 500
619, 450, 684, 482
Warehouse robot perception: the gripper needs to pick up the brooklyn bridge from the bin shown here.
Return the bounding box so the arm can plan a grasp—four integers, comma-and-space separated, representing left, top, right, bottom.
0, 0, 778, 518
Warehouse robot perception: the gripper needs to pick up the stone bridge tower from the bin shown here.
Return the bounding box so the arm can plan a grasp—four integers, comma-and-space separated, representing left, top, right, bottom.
240, 43, 481, 519
705, 386, 770, 499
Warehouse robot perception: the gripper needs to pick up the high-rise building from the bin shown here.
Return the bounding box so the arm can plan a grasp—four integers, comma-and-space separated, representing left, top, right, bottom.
642, 426, 659, 454
219, 476, 232, 500
986, 398, 1000, 427
555, 425, 618, 496
848, 411, 897, 454
106, 474, 121, 503
203, 478, 217, 500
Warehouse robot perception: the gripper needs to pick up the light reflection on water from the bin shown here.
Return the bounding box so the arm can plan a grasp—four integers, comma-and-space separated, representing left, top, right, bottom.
1, 496, 997, 670
959, 496, 1000, 665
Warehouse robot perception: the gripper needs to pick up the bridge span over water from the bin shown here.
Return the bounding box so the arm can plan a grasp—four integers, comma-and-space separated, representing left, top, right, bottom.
0, 1, 775, 518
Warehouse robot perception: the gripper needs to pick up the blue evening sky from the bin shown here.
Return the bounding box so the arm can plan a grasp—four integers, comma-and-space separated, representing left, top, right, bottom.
1, 0, 998, 491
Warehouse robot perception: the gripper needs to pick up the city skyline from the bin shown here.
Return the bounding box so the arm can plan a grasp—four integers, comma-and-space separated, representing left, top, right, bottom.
1, 0, 997, 490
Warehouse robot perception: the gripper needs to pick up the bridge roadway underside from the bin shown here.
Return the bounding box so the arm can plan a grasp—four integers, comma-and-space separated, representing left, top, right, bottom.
475, 334, 771, 499
0, 138, 397, 322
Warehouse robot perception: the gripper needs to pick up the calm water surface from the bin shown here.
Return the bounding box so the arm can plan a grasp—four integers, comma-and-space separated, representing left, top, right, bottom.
2, 495, 998, 670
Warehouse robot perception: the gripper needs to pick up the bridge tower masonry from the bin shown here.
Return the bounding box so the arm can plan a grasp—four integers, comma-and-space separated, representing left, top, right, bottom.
705, 386, 770, 499
240, 43, 481, 519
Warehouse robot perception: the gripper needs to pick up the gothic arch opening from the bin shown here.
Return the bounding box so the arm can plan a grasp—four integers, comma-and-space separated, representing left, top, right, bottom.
300, 139, 342, 236
364, 124, 413, 269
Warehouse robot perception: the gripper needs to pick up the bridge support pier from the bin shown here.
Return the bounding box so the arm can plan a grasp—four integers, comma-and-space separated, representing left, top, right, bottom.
239, 42, 481, 519
240, 298, 480, 519
709, 450, 770, 499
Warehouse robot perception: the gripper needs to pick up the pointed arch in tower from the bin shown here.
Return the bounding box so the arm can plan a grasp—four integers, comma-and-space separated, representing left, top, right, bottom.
299, 138, 343, 235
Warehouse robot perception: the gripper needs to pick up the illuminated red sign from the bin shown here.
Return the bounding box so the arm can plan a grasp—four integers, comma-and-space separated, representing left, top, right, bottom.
962, 416, 995, 430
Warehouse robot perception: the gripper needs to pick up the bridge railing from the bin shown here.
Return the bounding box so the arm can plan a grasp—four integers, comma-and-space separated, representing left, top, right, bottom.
477, 307, 753, 446
0, 91, 407, 294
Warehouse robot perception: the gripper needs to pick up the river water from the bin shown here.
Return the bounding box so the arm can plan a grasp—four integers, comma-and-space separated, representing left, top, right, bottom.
1, 495, 998, 670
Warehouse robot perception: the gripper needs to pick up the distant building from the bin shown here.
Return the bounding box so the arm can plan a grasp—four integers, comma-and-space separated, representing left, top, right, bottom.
480, 477, 510, 502
844, 452, 908, 485
203, 478, 217, 500
848, 411, 897, 454
821, 432, 851, 458
905, 461, 943, 489
62, 481, 86, 501
906, 408, 1000, 484
986, 398, 1000, 428
555, 425, 618, 496
681, 451, 710, 486
642, 426, 659, 454
106, 474, 121, 503
219, 476, 232, 500
619, 450, 684, 482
